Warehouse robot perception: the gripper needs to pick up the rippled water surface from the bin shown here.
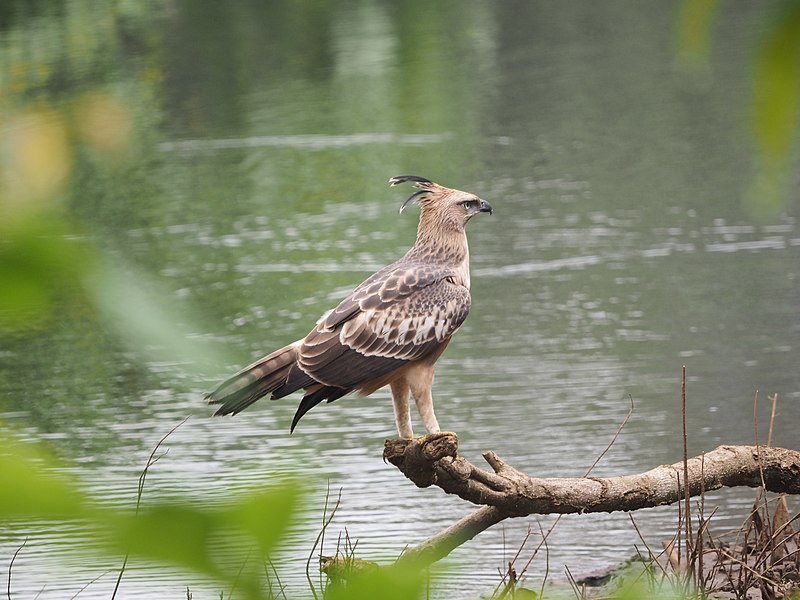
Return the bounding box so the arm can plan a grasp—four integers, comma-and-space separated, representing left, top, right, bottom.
1, 2, 799, 598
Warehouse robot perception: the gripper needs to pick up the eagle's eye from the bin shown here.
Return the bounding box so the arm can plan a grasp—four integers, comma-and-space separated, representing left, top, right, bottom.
461, 200, 478, 211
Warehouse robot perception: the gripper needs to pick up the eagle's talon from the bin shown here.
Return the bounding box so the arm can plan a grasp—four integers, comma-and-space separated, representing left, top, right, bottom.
418, 431, 459, 461
417, 431, 457, 443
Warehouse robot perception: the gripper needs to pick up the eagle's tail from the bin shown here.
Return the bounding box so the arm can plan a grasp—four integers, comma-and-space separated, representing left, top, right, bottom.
206, 341, 301, 416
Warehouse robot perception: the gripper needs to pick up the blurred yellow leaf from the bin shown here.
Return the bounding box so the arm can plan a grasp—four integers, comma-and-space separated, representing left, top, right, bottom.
74, 91, 133, 155
753, 1, 800, 167
1, 108, 72, 204
676, 0, 719, 72
748, 1, 800, 217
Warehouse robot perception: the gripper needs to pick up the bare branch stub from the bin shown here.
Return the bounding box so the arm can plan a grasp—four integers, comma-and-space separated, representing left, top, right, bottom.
384, 435, 800, 517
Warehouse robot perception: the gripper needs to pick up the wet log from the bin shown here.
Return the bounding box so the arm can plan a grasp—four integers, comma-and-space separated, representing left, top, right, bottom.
385, 433, 800, 567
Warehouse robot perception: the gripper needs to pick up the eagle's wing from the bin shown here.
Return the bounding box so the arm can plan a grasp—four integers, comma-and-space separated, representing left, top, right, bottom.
297, 262, 471, 389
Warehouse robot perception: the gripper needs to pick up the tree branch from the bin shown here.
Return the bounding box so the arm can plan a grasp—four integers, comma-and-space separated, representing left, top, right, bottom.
395, 505, 508, 567
385, 433, 800, 567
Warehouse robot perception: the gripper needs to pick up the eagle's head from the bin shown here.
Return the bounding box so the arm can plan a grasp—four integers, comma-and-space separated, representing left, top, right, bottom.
390, 175, 492, 232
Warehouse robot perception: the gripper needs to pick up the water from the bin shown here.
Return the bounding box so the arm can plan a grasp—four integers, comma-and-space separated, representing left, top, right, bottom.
1, 2, 799, 598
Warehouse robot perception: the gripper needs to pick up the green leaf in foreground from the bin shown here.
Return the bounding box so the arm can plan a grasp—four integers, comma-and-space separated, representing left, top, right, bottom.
324, 563, 427, 600
223, 482, 300, 556
0, 435, 89, 519
0, 215, 93, 332
109, 482, 301, 598
112, 503, 223, 575
1, 434, 303, 599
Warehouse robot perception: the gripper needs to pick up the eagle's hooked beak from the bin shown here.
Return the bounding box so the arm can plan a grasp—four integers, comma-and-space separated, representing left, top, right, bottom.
478, 199, 493, 215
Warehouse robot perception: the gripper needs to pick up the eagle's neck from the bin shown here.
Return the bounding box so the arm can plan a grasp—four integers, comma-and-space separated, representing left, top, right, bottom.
408, 214, 471, 289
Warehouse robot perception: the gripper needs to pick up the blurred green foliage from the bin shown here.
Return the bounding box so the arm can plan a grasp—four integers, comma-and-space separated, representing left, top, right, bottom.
324, 564, 426, 600
0, 6, 428, 596
0, 431, 297, 599
0, 97, 230, 375
0, 430, 436, 599
0, 214, 92, 331
678, 0, 800, 218
109, 484, 300, 598
0, 435, 89, 518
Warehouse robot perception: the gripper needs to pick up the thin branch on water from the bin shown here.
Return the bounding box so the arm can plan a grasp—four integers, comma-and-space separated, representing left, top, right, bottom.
584, 394, 635, 477
538, 521, 551, 599
496, 525, 509, 586
492, 526, 533, 599
507, 526, 534, 578
264, 556, 288, 600
111, 415, 191, 600
227, 548, 251, 600
306, 484, 341, 600
490, 394, 637, 598
68, 569, 112, 600
767, 393, 779, 447
524, 393, 635, 581
564, 564, 585, 600
7, 537, 27, 600
680, 365, 693, 591
628, 516, 670, 578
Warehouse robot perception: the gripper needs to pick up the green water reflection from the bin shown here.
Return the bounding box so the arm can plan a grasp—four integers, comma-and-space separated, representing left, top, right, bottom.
1, 1, 798, 598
